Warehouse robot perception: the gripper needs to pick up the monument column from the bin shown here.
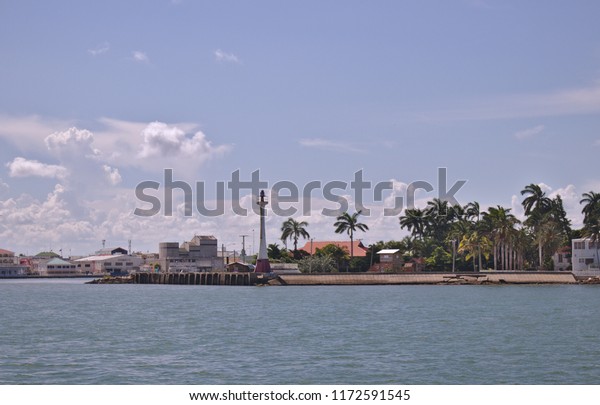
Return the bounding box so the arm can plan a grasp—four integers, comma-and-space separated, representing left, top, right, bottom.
255, 190, 271, 273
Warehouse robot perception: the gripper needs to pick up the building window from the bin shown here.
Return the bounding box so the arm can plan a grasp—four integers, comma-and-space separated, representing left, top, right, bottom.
589, 242, 600, 250
574, 241, 586, 250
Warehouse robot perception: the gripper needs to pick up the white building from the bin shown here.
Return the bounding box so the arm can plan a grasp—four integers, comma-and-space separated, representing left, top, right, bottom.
40, 258, 78, 276
74, 254, 143, 275
572, 238, 600, 274
552, 247, 571, 272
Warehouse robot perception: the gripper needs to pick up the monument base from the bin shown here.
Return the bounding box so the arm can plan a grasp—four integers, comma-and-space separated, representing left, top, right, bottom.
255, 259, 271, 274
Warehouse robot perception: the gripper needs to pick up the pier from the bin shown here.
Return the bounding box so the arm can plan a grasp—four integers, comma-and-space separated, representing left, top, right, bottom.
132, 272, 264, 286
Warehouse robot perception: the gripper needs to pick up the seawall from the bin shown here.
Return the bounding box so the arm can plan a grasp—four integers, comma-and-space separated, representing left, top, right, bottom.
275, 272, 578, 286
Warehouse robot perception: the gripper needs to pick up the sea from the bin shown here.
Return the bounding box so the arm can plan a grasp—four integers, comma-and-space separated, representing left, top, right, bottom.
1, 278, 599, 385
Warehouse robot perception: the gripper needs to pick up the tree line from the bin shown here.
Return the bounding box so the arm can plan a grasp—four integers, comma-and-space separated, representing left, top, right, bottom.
266, 184, 600, 273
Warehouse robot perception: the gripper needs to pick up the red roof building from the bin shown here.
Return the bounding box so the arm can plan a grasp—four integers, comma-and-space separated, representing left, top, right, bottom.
298, 240, 369, 257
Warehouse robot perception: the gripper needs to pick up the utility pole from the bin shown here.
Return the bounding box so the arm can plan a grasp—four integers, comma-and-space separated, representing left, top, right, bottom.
240, 234, 249, 263
451, 239, 457, 273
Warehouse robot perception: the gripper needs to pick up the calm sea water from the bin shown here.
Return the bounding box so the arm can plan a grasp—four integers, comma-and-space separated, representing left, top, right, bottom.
1, 279, 599, 385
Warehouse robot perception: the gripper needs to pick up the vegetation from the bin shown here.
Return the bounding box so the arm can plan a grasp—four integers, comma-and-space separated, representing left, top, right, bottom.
273, 185, 597, 273
298, 255, 337, 273
581, 191, 600, 265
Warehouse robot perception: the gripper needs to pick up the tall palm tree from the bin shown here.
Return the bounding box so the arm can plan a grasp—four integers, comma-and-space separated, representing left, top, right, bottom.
465, 201, 482, 268
482, 206, 519, 270
581, 191, 600, 266
334, 211, 369, 257
399, 208, 427, 240
280, 218, 310, 253
581, 191, 600, 219
521, 184, 552, 216
425, 198, 453, 242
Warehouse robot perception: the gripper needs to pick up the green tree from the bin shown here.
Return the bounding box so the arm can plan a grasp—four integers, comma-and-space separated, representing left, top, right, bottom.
280, 218, 310, 255
458, 231, 492, 272
334, 211, 369, 257
399, 208, 427, 240
521, 184, 552, 216
315, 244, 350, 271
298, 255, 337, 273
482, 206, 519, 270
267, 243, 282, 260
425, 246, 452, 272
581, 191, 600, 266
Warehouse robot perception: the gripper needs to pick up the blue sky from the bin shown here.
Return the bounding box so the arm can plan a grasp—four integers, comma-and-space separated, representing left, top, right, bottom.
1, 0, 600, 255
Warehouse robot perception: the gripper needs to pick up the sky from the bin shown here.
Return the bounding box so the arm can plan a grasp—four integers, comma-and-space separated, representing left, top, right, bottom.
1, 0, 600, 256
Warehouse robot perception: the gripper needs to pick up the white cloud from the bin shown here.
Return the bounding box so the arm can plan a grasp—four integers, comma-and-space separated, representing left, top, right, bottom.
45, 127, 99, 158
88, 42, 110, 56
103, 165, 122, 185
6, 157, 68, 180
132, 51, 149, 63
299, 138, 365, 153
138, 121, 231, 161
514, 125, 544, 140
214, 49, 240, 64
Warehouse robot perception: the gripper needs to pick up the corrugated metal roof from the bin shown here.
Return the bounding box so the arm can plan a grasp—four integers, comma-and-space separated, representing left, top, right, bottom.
377, 249, 400, 255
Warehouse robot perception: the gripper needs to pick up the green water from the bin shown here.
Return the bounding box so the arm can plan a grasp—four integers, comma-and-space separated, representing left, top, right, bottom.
1, 279, 599, 384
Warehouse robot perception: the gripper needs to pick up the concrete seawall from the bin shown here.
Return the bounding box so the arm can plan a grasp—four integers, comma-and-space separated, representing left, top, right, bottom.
275, 272, 578, 286
128, 271, 580, 286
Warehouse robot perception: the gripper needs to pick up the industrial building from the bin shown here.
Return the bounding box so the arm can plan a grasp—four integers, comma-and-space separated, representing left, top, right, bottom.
159, 235, 225, 273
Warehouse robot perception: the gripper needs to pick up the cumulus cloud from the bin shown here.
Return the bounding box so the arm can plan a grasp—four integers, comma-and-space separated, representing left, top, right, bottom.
514, 125, 544, 140
214, 49, 240, 63
6, 157, 68, 180
138, 121, 231, 161
45, 127, 99, 158
132, 51, 149, 63
103, 165, 122, 185
88, 42, 110, 56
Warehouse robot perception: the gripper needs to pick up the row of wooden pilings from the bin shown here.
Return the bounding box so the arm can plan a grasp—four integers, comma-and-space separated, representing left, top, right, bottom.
133, 272, 258, 286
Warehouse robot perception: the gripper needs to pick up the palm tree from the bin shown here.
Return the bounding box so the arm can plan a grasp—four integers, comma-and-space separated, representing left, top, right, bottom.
521, 184, 552, 216
581, 191, 600, 219
334, 211, 369, 257
425, 198, 453, 242
268, 243, 282, 260
399, 208, 427, 239
581, 191, 600, 266
465, 202, 481, 223
465, 201, 483, 269
482, 206, 519, 270
458, 231, 492, 272
280, 218, 310, 253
